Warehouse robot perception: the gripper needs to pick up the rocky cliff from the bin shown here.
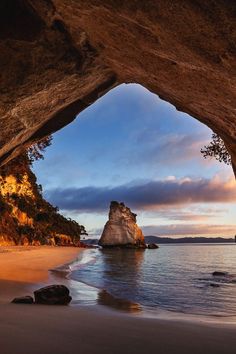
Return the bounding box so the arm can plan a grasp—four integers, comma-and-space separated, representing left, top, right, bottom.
0, 154, 86, 246
99, 201, 146, 248
0, 1, 235, 176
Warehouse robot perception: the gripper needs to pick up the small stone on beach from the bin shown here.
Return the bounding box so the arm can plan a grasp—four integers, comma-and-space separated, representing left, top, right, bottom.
12, 296, 34, 304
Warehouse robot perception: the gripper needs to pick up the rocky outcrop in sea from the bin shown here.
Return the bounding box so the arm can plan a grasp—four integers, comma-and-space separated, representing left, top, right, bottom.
99, 201, 146, 249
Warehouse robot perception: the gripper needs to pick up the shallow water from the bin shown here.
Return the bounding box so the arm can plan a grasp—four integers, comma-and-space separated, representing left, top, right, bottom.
68, 244, 236, 316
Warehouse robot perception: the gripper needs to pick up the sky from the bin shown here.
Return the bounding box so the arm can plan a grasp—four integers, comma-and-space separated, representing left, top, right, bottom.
33, 84, 236, 238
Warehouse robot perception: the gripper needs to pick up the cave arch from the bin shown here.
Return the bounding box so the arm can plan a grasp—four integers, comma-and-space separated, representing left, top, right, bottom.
0, 0, 235, 175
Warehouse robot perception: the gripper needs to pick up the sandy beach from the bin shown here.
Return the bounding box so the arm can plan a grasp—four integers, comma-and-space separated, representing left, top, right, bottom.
0, 246, 80, 303
1, 246, 236, 354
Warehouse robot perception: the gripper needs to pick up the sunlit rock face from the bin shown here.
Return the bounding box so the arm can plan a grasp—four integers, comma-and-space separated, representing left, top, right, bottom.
0, 1, 235, 174
99, 201, 146, 248
0, 174, 34, 198
0, 157, 85, 246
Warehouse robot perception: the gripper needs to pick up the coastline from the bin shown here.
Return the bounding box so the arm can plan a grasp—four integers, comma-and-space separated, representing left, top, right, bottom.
1, 246, 236, 354
67, 247, 236, 325
0, 246, 81, 302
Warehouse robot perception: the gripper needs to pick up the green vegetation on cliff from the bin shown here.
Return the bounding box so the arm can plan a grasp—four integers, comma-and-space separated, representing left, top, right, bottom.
0, 138, 87, 246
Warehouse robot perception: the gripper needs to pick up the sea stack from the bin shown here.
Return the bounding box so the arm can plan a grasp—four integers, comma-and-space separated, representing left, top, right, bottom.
98, 201, 146, 249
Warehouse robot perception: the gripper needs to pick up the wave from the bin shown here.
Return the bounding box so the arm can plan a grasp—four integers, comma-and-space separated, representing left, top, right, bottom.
69, 249, 98, 271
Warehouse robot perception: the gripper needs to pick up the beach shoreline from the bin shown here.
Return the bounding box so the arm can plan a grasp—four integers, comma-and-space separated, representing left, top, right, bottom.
0, 246, 81, 302
1, 246, 236, 354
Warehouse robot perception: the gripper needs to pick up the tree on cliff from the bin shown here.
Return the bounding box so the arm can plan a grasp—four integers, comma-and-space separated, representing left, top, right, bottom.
201, 133, 231, 165
0, 135, 53, 179
27, 135, 53, 164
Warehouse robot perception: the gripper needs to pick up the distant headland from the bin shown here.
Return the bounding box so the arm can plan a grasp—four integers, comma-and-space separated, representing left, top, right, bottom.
145, 236, 235, 244
84, 235, 235, 246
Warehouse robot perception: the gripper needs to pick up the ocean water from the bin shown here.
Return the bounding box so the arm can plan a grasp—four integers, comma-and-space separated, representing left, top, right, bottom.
68, 244, 236, 316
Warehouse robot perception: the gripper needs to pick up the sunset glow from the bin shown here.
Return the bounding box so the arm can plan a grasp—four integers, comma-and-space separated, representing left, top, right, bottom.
33, 84, 236, 238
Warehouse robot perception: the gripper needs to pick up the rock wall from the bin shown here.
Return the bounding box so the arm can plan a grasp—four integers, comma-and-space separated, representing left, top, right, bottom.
0, 174, 34, 198
99, 201, 146, 248
0, 155, 86, 246
0, 1, 235, 175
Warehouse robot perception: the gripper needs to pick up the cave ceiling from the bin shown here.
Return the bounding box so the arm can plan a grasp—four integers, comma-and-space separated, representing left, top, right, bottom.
0, 0, 235, 174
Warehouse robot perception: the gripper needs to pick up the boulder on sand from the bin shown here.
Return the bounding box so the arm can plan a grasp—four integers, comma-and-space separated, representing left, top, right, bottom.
34, 285, 72, 305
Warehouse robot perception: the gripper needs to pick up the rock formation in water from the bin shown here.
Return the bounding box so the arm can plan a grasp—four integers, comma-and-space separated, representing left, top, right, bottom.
0, 1, 235, 176
99, 201, 146, 248
0, 154, 87, 246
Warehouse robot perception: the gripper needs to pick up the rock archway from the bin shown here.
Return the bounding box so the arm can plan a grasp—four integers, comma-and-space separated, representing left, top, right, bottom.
0, 0, 235, 175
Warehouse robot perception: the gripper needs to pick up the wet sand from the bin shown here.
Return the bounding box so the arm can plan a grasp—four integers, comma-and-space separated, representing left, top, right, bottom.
0, 246, 236, 354
0, 246, 80, 301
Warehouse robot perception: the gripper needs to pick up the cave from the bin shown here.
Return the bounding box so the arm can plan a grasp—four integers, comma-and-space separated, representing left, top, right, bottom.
0, 3, 236, 351
0, 0, 235, 177
0, 0, 44, 41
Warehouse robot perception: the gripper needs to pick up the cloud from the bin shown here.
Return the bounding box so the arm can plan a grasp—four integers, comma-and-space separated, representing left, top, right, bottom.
141, 134, 209, 164
118, 131, 214, 168
141, 224, 236, 237
45, 175, 236, 213
146, 206, 227, 222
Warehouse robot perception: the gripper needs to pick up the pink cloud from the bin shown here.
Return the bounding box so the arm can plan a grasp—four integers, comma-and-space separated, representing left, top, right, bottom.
46, 175, 236, 212
141, 224, 236, 237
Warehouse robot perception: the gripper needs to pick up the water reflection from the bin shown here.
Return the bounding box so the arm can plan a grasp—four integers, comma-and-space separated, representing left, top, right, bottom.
100, 249, 144, 293
71, 245, 236, 316
96, 249, 144, 312
97, 289, 142, 313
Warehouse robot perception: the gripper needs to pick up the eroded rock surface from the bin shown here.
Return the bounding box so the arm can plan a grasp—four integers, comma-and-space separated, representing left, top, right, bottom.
0, 1, 235, 174
99, 201, 146, 248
